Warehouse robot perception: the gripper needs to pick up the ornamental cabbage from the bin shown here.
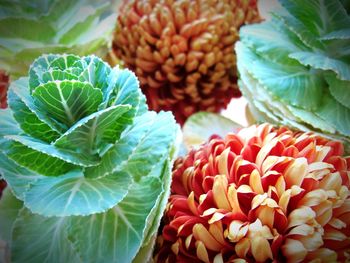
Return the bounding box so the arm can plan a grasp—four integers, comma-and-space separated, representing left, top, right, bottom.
0, 54, 179, 263
0, 0, 116, 78
236, 0, 350, 151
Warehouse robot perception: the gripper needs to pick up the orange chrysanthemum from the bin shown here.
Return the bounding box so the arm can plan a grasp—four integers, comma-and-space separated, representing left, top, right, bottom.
155, 124, 350, 262
112, 0, 260, 124
0, 70, 9, 109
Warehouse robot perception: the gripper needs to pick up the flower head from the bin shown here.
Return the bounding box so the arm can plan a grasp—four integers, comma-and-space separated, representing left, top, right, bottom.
113, 0, 260, 124
156, 124, 350, 262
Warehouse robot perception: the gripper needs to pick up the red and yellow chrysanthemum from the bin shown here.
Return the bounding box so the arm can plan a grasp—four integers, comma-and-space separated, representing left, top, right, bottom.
112, 0, 260, 124
156, 124, 350, 262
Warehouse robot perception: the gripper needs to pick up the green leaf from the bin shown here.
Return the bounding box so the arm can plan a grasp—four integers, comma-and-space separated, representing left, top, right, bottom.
0, 151, 43, 201
24, 170, 132, 217
54, 105, 132, 154
84, 111, 176, 180
11, 209, 81, 263
280, 0, 350, 37
321, 28, 350, 40
3, 135, 100, 176
8, 79, 61, 142
326, 74, 350, 109
183, 112, 241, 149
32, 80, 103, 127
68, 176, 162, 263
0, 188, 23, 243
289, 51, 350, 81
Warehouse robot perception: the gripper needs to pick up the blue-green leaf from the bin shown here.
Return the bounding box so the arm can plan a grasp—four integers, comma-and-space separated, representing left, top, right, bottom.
54, 105, 132, 154
11, 209, 81, 263
326, 74, 350, 109
289, 51, 350, 81
0, 188, 23, 243
32, 80, 103, 127
24, 170, 132, 217
0, 151, 43, 201
84, 111, 177, 180
0, 109, 21, 138
68, 176, 162, 263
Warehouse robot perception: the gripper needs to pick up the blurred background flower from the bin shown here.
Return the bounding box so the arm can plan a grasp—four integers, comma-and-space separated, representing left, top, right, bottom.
0, 71, 8, 109
156, 124, 350, 262
112, 0, 260, 124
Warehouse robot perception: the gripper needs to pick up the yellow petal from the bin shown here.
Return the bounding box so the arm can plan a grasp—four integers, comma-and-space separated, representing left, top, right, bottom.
256, 138, 279, 168
227, 185, 244, 215
319, 172, 342, 192
235, 237, 250, 258
213, 174, 231, 210
314, 146, 331, 162
275, 175, 286, 197
279, 189, 292, 214
252, 193, 268, 210
307, 248, 337, 262
314, 200, 333, 217
226, 220, 248, 242
193, 223, 222, 251
298, 231, 323, 251
308, 162, 334, 173
287, 224, 314, 236
208, 212, 226, 224
288, 206, 316, 228
196, 240, 210, 263
251, 236, 273, 262
217, 148, 230, 176
249, 169, 264, 194
171, 241, 180, 255
256, 206, 275, 229
213, 253, 224, 263
188, 191, 198, 215
323, 228, 347, 241
298, 189, 328, 207
328, 218, 346, 229
284, 158, 308, 188
248, 219, 274, 239
316, 205, 332, 226
281, 238, 307, 263
185, 234, 193, 250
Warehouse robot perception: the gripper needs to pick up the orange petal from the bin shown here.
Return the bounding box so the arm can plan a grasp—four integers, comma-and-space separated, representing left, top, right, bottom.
217, 148, 230, 176
188, 191, 199, 216
193, 223, 222, 251
281, 238, 307, 263
212, 174, 231, 210
227, 185, 244, 215
284, 157, 308, 188
209, 221, 226, 245
251, 236, 273, 262
298, 189, 328, 207
196, 240, 210, 263
235, 237, 250, 258
255, 206, 275, 229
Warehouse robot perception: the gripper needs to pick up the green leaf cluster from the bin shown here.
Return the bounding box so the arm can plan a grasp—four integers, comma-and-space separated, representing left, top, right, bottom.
0, 54, 179, 262
236, 0, 350, 151
0, 0, 116, 78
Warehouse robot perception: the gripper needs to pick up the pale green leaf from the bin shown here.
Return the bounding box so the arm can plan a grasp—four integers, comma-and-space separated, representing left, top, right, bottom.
321, 29, 350, 40
0, 109, 21, 138
183, 112, 241, 149
11, 209, 81, 263
84, 111, 176, 180
236, 42, 324, 110
289, 51, 350, 81
32, 80, 103, 127
54, 105, 131, 154
326, 74, 350, 109
0, 151, 43, 201
68, 176, 162, 263
24, 170, 132, 217
0, 188, 23, 243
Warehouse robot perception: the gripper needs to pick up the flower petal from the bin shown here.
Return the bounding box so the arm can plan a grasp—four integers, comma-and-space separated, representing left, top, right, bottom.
282, 238, 307, 263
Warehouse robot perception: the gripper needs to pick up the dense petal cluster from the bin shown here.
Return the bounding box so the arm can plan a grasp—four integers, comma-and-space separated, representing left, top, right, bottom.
113, 0, 260, 123
0, 70, 9, 108
156, 124, 350, 262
